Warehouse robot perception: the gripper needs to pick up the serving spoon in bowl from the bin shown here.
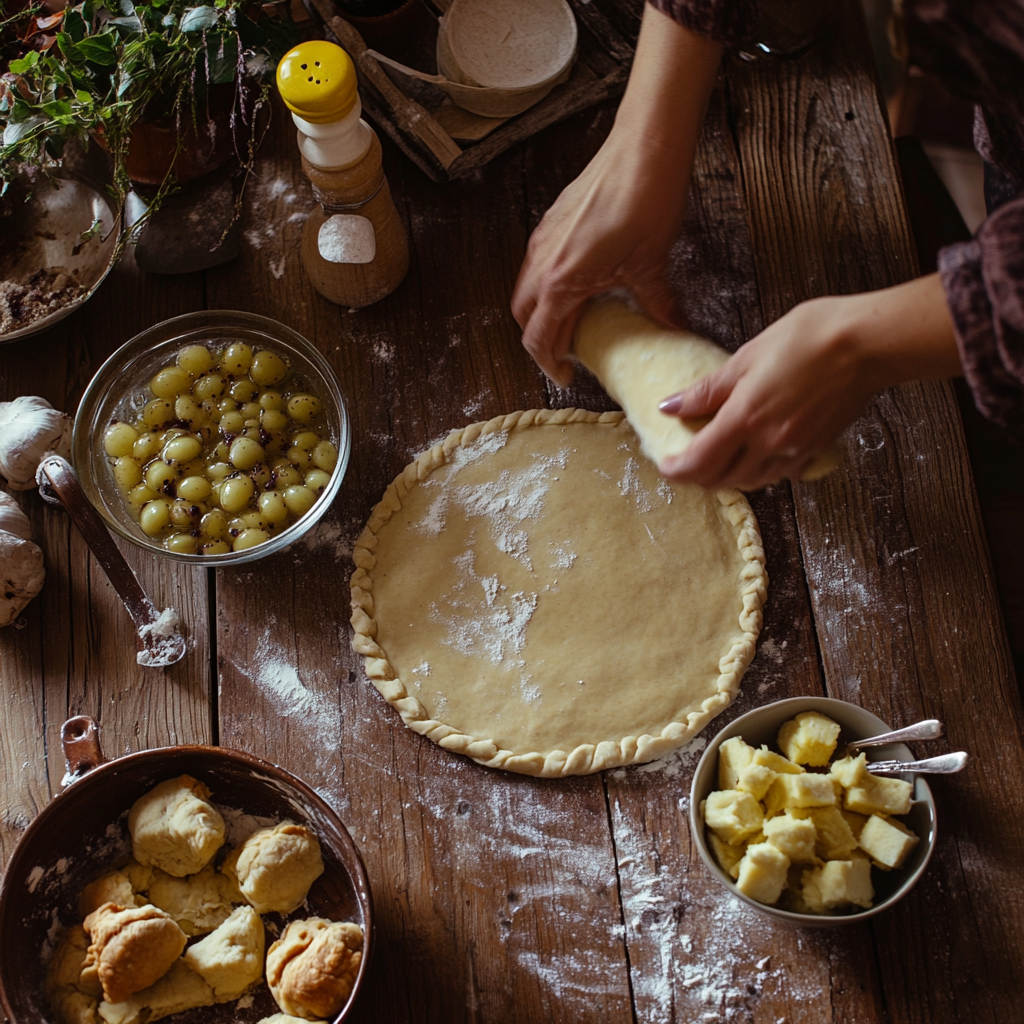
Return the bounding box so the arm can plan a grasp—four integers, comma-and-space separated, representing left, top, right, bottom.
36, 454, 187, 668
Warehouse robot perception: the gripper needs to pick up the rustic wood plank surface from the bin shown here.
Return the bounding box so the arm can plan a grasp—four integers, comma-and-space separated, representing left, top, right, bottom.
1, 1, 1021, 1022
729, 3, 1024, 1022
0, 261, 212, 869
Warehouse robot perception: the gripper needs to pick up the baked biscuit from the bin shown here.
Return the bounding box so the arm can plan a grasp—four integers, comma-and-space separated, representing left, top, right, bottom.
230, 822, 324, 915
45, 924, 103, 1024
128, 775, 225, 877
146, 864, 237, 936
82, 903, 187, 1004
183, 905, 265, 1001
97, 959, 214, 1024
266, 918, 363, 1020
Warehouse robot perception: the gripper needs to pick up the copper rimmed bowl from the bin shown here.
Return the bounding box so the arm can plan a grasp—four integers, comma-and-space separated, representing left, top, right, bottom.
0, 717, 373, 1023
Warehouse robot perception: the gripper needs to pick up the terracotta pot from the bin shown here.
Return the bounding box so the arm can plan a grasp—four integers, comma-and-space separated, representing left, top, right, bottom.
0, 716, 374, 1024
95, 85, 242, 185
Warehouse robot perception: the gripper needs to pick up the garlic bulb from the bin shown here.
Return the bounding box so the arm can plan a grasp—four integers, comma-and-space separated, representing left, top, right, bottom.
0, 395, 72, 491
0, 490, 32, 540
0, 491, 44, 627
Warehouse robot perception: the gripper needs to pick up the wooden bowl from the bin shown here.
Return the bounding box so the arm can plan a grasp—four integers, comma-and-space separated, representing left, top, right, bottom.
0, 717, 373, 1023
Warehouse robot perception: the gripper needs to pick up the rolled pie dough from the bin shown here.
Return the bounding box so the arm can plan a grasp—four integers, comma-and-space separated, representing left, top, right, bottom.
574, 297, 840, 482
350, 409, 767, 777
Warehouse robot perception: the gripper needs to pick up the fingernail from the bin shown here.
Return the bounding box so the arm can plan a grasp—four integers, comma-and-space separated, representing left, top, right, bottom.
659, 394, 684, 414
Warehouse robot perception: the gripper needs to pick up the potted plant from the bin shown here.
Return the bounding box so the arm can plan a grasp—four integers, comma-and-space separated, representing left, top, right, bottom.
0, 0, 298, 215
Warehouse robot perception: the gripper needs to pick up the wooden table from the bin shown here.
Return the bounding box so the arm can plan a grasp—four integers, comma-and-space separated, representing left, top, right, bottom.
3, 2, 1023, 1021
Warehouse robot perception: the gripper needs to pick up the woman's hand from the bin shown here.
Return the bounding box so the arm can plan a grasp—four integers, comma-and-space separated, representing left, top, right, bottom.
511, 138, 691, 386
657, 274, 964, 490
511, 6, 722, 386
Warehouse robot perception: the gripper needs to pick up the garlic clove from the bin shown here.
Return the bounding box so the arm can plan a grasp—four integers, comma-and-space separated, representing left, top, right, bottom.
0, 395, 73, 491
0, 530, 45, 627
0, 491, 33, 541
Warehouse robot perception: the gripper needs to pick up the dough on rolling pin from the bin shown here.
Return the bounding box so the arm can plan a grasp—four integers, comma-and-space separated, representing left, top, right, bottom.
573, 297, 840, 482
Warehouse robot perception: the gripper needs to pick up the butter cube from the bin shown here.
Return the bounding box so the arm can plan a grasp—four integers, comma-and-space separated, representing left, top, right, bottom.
763, 812, 817, 862
841, 809, 869, 838
704, 790, 764, 846
830, 753, 868, 788
736, 763, 777, 801
857, 814, 919, 869
844, 774, 913, 817
766, 773, 836, 814
707, 832, 746, 879
777, 712, 842, 766
718, 737, 756, 789
810, 805, 858, 860
753, 746, 804, 775
735, 843, 790, 906
800, 858, 874, 913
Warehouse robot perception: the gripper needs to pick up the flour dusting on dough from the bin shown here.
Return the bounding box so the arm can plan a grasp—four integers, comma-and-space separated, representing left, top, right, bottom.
416, 432, 568, 572
430, 549, 538, 664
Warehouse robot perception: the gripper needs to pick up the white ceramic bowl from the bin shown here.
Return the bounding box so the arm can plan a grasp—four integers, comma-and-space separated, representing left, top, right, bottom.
435, 0, 576, 117
690, 696, 937, 927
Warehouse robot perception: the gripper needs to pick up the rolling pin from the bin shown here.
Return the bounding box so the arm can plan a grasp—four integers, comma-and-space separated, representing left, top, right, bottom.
573, 296, 841, 483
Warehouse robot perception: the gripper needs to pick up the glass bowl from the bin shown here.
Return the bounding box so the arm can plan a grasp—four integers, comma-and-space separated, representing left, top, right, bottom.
73, 310, 350, 565
690, 696, 937, 927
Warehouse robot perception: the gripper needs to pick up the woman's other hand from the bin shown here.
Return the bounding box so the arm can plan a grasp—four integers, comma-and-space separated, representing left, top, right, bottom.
657, 274, 963, 490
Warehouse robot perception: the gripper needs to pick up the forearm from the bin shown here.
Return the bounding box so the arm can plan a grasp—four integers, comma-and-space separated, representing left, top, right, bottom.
839, 273, 963, 390
606, 4, 722, 195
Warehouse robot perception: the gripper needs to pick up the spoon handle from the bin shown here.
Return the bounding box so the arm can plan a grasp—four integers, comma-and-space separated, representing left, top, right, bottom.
847, 719, 944, 750
866, 751, 968, 775
36, 455, 186, 667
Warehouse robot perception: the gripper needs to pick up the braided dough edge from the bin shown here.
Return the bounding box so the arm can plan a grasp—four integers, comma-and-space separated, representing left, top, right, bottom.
349, 408, 767, 777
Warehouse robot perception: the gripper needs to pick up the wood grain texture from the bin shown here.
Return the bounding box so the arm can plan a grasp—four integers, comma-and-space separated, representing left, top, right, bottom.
596, 78, 883, 1024
0, 254, 212, 867
209, 98, 634, 1022
1, 4, 1018, 1024
728, 2, 1024, 1021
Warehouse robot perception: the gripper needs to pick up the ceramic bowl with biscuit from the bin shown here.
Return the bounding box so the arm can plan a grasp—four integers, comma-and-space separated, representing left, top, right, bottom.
689, 696, 937, 927
0, 717, 373, 1024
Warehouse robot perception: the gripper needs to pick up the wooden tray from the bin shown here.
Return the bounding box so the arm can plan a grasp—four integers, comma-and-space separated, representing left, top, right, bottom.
301, 0, 634, 181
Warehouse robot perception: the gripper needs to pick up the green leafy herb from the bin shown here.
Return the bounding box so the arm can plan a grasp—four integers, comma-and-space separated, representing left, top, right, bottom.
0, 0, 298, 229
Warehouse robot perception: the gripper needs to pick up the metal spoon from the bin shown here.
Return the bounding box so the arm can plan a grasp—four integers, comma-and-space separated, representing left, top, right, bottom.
36, 454, 187, 668
846, 719, 944, 751
866, 751, 968, 775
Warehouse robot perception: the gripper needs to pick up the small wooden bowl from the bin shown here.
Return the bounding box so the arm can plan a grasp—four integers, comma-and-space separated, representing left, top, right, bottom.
0, 717, 373, 1023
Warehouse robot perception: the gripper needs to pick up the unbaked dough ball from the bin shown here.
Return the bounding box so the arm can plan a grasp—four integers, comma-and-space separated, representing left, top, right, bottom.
266, 918, 363, 1020
230, 821, 324, 914
145, 864, 237, 937
128, 775, 225, 877
82, 903, 187, 1005
97, 959, 215, 1024
183, 905, 265, 1001
45, 924, 103, 1024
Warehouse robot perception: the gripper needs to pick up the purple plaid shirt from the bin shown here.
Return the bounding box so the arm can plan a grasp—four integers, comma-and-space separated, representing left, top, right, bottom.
651, 0, 1024, 438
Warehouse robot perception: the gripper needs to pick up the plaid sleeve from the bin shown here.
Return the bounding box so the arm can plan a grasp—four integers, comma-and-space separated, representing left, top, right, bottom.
939, 198, 1024, 439
647, 0, 758, 49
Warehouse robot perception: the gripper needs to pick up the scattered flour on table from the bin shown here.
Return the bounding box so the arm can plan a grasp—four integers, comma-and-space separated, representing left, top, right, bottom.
233, 630, 340, 788
755, 637, 789, 693
610, 736, 707, 779
243, 174, 309, 278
